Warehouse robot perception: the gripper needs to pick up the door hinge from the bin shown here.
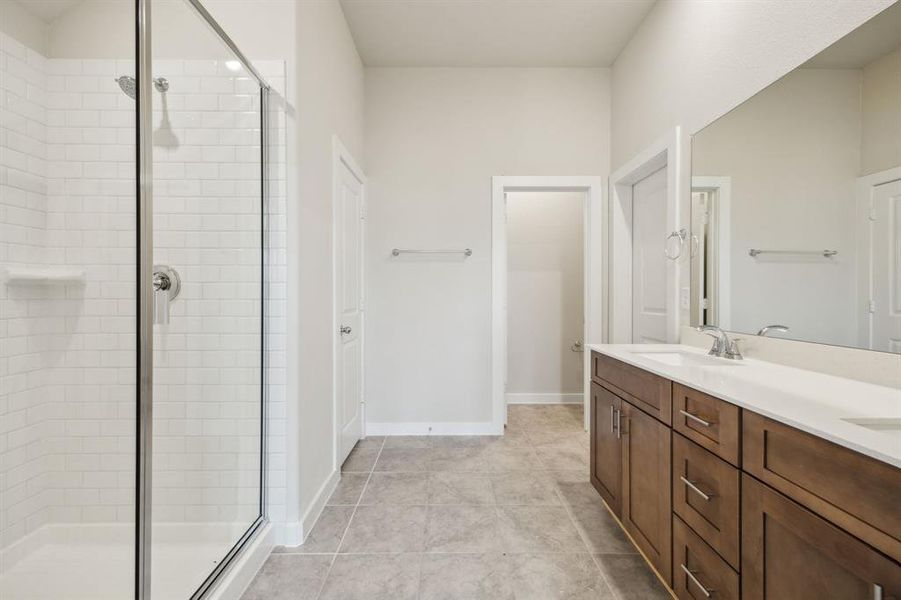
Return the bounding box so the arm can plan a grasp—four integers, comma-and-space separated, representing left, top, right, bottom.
868, 299, 876, 313
700, 297, 709, 309
869, 207, 877, 221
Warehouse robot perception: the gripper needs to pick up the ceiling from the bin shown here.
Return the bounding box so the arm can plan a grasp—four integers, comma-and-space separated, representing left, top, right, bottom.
15, 0, 82, 23
338, 0, 657, 67
804, 1, 901, 69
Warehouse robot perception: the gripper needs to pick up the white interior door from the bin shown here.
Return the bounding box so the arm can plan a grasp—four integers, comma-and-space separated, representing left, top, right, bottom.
631, 166, 668, 343
336, 159, 364, 464
872, 179, 901, 352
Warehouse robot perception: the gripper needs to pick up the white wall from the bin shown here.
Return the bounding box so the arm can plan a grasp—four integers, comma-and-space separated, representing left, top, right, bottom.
611, 0, 901, 385
506, 191, 584, 400
692, 68, 862, 347
611, 0, 893, 168
861, 44, 901, 175
291, 0, 364, 541
364, 68, 609, 430
0, 1, 48, 55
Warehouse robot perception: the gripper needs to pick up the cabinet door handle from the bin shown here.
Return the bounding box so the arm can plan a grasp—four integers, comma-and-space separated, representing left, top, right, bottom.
615, 409, 623, 439
610, 405, 616, 434
679, 409, 713, 427
680, 476, 713, 501
680, 564, 713, 598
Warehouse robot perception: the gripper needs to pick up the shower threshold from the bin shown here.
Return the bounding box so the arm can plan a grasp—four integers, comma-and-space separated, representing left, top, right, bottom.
0, 522, 251, 599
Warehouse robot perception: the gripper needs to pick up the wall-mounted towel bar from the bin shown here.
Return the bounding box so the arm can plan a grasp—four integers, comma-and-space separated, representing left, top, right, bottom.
748, 249, 837, 258
392, 248, 473, 257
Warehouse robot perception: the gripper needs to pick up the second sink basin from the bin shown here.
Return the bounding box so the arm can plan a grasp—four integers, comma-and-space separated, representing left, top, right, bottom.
632, 350, 739, 368
842, 418, 901, 434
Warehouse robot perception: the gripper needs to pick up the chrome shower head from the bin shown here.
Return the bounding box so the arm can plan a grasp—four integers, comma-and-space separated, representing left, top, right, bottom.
116, 75, 136, 100
115, 75, 169, 100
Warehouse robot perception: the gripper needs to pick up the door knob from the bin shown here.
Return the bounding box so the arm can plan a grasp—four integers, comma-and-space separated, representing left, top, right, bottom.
340, 326, 352, 335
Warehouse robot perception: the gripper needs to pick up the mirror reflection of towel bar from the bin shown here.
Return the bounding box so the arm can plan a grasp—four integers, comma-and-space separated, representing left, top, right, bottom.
748, 249, 837, 258
392, 248, 472, 257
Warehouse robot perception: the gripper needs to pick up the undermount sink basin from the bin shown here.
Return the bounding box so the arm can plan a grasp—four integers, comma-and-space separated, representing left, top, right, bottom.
632, 351, 739, 367
842, 418, 901, 433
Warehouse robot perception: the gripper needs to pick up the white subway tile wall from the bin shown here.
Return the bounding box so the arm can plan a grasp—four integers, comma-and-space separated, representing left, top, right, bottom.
0, 30, 286, 560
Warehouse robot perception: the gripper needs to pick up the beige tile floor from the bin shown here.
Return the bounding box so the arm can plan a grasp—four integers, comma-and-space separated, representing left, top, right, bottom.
241, 404, 670, 600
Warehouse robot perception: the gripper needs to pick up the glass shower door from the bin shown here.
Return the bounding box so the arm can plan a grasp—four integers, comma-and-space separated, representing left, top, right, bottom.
148, 1, 265, 597
0, 2, 138, 599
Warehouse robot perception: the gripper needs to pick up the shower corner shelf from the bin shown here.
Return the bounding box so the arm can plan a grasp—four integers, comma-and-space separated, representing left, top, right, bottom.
4, 267, 87, 285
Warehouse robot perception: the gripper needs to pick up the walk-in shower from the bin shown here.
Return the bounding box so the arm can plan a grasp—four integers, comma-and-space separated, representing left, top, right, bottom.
0, 0, 276, 598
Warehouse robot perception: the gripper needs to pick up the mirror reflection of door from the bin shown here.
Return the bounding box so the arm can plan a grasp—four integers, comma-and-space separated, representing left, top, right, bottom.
691, 177, 731, 330
871, 179, 901, 352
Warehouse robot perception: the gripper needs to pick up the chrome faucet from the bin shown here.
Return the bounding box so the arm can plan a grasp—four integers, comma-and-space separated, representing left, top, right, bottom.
697, 326, 743, 360
757, 324, 789, 337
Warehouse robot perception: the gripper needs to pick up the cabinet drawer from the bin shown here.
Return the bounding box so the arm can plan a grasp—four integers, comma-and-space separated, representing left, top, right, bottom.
672, 433, 740, 569
592, 352, 672, 425
673, 383, 740, 466
743, 411, 901, 561
673, 515, 740, 600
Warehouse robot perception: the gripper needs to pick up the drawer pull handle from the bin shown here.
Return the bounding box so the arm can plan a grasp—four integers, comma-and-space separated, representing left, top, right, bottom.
680, 409, 713, 427
680, 564, 713, 598
680, 476, 713, 501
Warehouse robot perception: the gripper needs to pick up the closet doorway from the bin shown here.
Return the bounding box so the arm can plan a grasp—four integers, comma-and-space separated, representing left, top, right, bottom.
491, 177, 603, 432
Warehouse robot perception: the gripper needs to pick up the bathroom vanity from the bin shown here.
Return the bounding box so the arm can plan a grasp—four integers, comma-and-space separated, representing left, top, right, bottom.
588, 345, 901, 600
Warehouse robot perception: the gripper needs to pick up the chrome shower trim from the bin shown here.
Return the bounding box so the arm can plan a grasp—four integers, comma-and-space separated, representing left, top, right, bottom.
135, 0, 154, 599
184, 0, 271, 90
115, 75, 168, 100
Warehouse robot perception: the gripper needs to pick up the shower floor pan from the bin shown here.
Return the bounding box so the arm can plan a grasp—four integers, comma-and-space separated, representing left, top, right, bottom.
0, 522, 250, 599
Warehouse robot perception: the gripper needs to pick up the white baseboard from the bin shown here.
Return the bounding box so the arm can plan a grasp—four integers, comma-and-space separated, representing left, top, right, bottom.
276, 468, 340, 548
275, 521, 303, 547
366, 421, 502, 436
506, 393, 582, 404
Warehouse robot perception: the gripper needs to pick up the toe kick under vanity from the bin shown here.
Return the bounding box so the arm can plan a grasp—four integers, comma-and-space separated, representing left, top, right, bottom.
587, 344, 901, 600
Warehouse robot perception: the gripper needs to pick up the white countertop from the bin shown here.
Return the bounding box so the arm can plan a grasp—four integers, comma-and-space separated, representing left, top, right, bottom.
587, 343, 901, 469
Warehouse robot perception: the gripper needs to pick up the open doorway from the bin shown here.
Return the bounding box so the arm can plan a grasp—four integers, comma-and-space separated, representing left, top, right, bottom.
505, 191, 585, 406
491, 176, 603, 432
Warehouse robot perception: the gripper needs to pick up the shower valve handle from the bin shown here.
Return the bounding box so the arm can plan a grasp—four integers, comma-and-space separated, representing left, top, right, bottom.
152, 266, 181, 326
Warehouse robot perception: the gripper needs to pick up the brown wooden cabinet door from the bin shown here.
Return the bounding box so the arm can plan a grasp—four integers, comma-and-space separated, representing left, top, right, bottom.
621, 401, 672, 585
590, 383, 622, 517
743, 474, 901, 600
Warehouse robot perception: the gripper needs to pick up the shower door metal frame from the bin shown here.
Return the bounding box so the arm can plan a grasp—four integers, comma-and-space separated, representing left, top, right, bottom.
135, 1, 271, 598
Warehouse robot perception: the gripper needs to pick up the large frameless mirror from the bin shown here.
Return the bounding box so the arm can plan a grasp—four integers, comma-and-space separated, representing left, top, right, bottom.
691, 2, 901, 353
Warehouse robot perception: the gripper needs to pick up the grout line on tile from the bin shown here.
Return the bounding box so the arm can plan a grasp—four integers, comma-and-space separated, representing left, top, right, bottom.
313, 435, 387, 599
531, 412, 620, 600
